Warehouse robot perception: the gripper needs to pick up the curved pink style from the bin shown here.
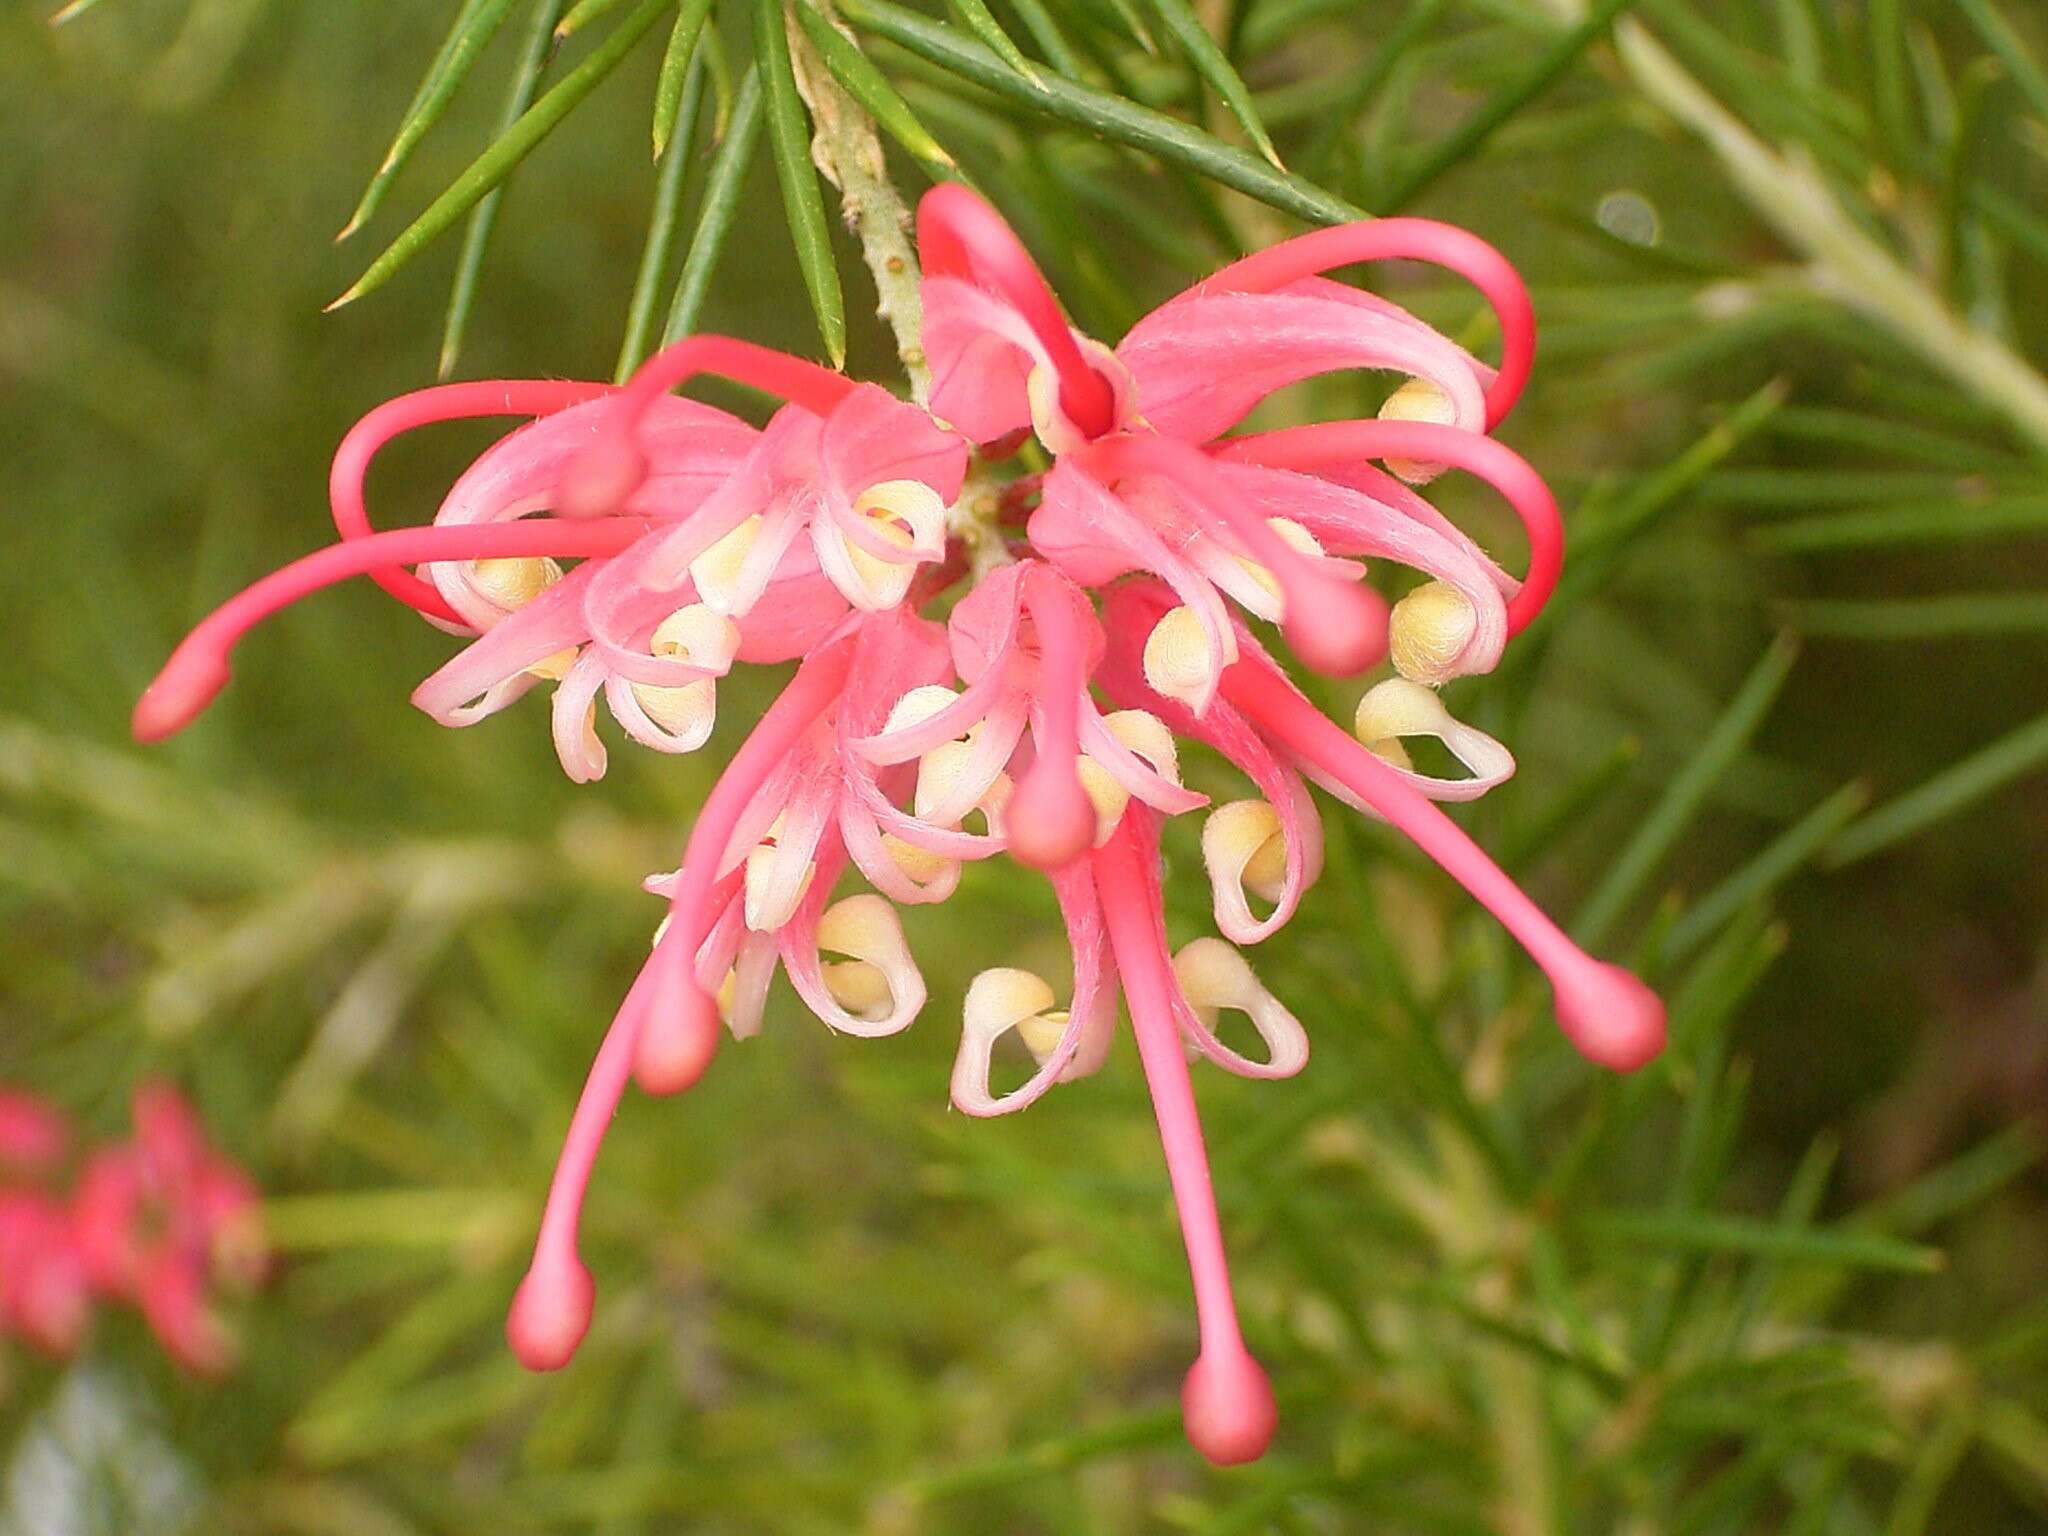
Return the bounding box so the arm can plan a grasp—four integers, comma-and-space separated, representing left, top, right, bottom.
556, 336, 857, 519
918, 184, 1118, 441
131, 518, 659, 743
330, 380, 614, 623
1220, 657, 1665, 1071
1095, 816, 1277, 1465
1189, 218, 1536, 430
1214, 421, 1562, 635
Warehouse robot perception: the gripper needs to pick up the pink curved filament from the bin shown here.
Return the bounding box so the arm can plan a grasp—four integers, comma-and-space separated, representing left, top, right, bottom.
1190, 219, 1535, 430
1213, 420, 1562, 636
1094, 815, 1276, 1465
916, 184, 1118, 441
329, 380, 615, 623
132, 518, 659, 743
1008, 566, 1099, 868
1084, 433, 1387, 674
560, 336, 860, 518
1220, 659, 1665, 1072
505, 931, 670, 1371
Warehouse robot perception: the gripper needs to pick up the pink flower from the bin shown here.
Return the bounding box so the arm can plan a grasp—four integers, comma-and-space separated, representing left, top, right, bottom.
134, 211, 1663, 1463
71, 1081, 267, 1375
0, 1189, 92, 1357
919, 185, 1557, 706
0, 1088, 70, 1179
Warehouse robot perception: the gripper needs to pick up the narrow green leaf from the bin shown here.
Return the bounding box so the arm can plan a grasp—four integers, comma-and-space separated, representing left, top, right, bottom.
1855, 1126, 2041, 1236
652, 0, 717, 158
1958, 0, 2048, 124
1573, 633, 1801, 948
661, 68, 765, 345
1660, 779, 1870, 963
331, 0, 673, 313
1582, 1209, 1942, 1272
1004, 0, 1087, 80
1302, 0, 1447, 181
438, 0, 575, 379
1825, 706, 2048, 866
1377, 0, 1642, 212
794, 0, 957, 177
943, 0, 1047, 86
839, 0, 1361, 225
339, 0, 521, 241
1779, 593, 2048, 640
1752, 494, 2048, 551
615, 54, 704, 382
1868, 0, 1914, 163
1942, 57, 2002, 305
755, 0, 846, 368
555, 0, 636, 41
1502, 734, 1641, 870
1981, 1399, 2048, 1506
1763, 406, 2011, 472
1706, 468, 2028, 507
1888, 1398, 1981, 1536
1145, 0, 1281, 165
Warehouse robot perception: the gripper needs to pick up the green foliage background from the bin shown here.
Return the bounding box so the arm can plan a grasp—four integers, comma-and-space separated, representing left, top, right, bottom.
1, 0, 2046, 1530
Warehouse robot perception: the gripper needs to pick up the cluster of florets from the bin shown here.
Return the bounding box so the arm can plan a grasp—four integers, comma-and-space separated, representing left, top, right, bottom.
135, 187, 1663, 1462
0, 1083, 266, 1374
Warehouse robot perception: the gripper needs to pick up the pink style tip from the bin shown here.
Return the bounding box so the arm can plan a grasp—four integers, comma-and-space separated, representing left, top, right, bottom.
1182, 1346, 1278, 1466
631, 988, 721, 1096
555, 429, 650, 521
1553, 960, 1668, 1073
506, 1254, 596, 1371
131, 651, 231, 743
1282, 578, 1390, 678
1005, 762, 1098, 869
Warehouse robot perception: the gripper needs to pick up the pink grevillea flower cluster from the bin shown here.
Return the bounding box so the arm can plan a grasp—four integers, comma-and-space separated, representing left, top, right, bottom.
0, 1083, 266, 1374
135, 186, 1664, 1464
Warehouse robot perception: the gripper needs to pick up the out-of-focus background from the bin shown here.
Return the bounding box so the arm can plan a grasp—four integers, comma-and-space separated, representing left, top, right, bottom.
2, 0, 2045, 1530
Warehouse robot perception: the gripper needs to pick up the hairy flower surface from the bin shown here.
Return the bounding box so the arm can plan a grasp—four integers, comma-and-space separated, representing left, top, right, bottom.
135, 190, 1664, 1464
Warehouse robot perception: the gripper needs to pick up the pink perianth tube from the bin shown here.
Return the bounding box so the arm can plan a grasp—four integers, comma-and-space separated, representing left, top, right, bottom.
1213, 421, 1563, 636
917, 184, 1119, 442
1219, 659, 1665, 1072
1006, 567, 1099, 869
1084, 433, 1389, 675
558, 336, 861, 518
630, 637, 860, 1092
130, 518, 660, 744
1094, 816, 1277, 1466
505, 935, 671, 1371
1189, 219, 1536, 431
329, 380, 615, 624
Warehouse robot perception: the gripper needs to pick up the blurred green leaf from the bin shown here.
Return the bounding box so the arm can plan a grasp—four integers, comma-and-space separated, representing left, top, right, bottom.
1825, 705, 2048, 866
1581, 1210, 1942, 1272
615, 51, 705, 381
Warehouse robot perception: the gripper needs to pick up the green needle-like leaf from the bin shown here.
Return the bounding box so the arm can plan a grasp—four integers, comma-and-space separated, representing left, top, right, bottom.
755, 0, 846, 368
652, 0, 717, 158
1573, 632, 1801, 948
993, 0, 1085, 81
839, 0, 1360, 224
1824, 706, 2048, 867
1751, 493, 2048, 552
662, 68, 765, 345
1661, 779, 1870, 964
554, 0, 637, 42
794, 0, 956, 178
1378, 0, 1642, 211
330, 0, 674, 314
1145, 0, 1281, 166
1778, 593, 2048, 640
616, 53, 705, 382
47, 0, 113, 24
438, 0, 574, 379
1957, 0, 2048, 124
1581, 1210, 1943, 1272
338, 0, 521, 241
942, 0, 1047, 87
